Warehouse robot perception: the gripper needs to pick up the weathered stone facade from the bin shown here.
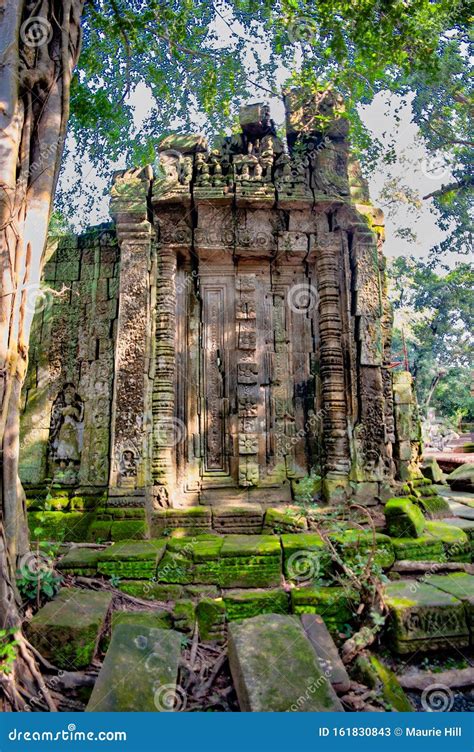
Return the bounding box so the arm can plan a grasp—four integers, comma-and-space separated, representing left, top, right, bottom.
19, 91, 419, 509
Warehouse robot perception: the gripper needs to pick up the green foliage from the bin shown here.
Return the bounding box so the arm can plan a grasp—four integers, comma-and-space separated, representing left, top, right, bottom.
0, 629, 18, 675
16, 554, 63, 604
54, 0, 471, 258
389, 256, 474, 420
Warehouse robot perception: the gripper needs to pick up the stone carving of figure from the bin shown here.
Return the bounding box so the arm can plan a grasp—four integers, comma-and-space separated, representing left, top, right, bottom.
49, 383, 84, 485
119, 449, 137, 480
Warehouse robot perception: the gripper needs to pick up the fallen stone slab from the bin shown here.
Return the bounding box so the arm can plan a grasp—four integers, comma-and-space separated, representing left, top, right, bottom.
98, 539, 166, 579
87, 625, 182, 711
228, 614, 343, 712
355, 654, 413, 711
447, 502, 474, 521
384, 579, 469, 654
425, 521, 471, 561
263, 507, 307, 534
281, 533, 330, 583
399, 666, 474, 691
26, 588, 112, 669
428, 572, 474, 631
300, 613, 350, 693
150, 507, 212, 537
447, 463, 474, 493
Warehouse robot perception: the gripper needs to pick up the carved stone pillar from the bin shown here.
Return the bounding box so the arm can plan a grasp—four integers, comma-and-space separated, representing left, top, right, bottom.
314, 230, 351, 498
108, 167, 153, 501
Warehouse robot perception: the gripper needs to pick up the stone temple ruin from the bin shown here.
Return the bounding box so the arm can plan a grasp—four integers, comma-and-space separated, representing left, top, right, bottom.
18, 91, 474, 713
20, 90, 421, 519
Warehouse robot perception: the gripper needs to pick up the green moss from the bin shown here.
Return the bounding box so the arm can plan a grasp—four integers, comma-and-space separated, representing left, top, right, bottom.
196, 598, 226, 641
111, 609, 172, 631
86, 520, 112, 542
110, 520, 146, 541
391, 535, 445, 561
385, 497, 426, 538
355, 655, 413, 711
331, 530, 395, 569
224, 588, 289, 621
57, 547, 100, 576
291, 586, 358, 634
117, 580, 184, 601
263, 507, 307, 533
425, 521, 471, 561
172, 598, 195, 632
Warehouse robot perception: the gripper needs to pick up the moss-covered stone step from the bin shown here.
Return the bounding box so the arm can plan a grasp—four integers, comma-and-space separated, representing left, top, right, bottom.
57, 547, 101, 576
150, 506, 212, 537
281, 533, 330, 582
263, 507, 307, 534
213, 505, 263, 534
384, 579, 470, 654
98, 540, 166, 579
223, 588, 289, 621
441, 518, 474, 556
228, 614, 343, 712
330, 530, 395, 570
425, 521, 471, 562
291, 586, 358, 634
428, 573, 474, 635
26, 588, 112, 669
390, 535, 445, 562
86, 625, 182, 711
300, 613, 350, 693
156, 534, 281, 588
385, 497, 426, 538
412, 494, 451, 520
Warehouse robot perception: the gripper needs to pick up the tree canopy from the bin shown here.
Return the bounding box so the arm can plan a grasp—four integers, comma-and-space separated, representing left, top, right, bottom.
389, 255, 474, 423
58, 0, 472, 257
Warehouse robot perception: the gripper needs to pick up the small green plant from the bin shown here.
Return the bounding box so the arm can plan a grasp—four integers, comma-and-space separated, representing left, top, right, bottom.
16, 551, 62, 604
109, 574, 121, 587
0, 629, 19, 675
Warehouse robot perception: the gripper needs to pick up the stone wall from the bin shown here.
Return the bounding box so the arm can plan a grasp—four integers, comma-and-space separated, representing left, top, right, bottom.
19, 224, 119, 492
19, 90, 422, 508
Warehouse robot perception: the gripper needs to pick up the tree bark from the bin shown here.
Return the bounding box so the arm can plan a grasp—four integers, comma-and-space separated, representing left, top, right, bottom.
0, 0, 85, 629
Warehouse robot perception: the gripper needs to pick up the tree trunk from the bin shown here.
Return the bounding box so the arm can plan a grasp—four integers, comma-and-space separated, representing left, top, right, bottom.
0, 0, 85, 629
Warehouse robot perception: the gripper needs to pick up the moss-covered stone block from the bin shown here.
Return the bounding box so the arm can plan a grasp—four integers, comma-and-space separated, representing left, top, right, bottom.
384, 579, 469, 654
391, 535, 445, 562
57, 547, 100, 576
111, 609, 172, 632
428, 573, 474, 633
98, 539, 166, 579
150, 506, 212, 537
172, 598, 195, 632
26, 588, 112, 669
224, 588, 289, 621
281, 533, 330, 582
355, 654, 413, 711
413, 494, 451, 519
263, 507, 307, 534
385, 497, 426, 538
110, 519, 147, 541
291, 586, 358, 634
86, 520, 112, 543
228, 614, 343, 711
331, 530, 395, 570
118, 580, 184, 601
425, 521, 471, 562
86, 625, 182, 711
196, 598, 226, 642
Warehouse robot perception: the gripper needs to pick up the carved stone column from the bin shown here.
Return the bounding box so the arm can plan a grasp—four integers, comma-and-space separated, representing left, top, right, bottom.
108, 167, 153, 502
314, 230, 351, 498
